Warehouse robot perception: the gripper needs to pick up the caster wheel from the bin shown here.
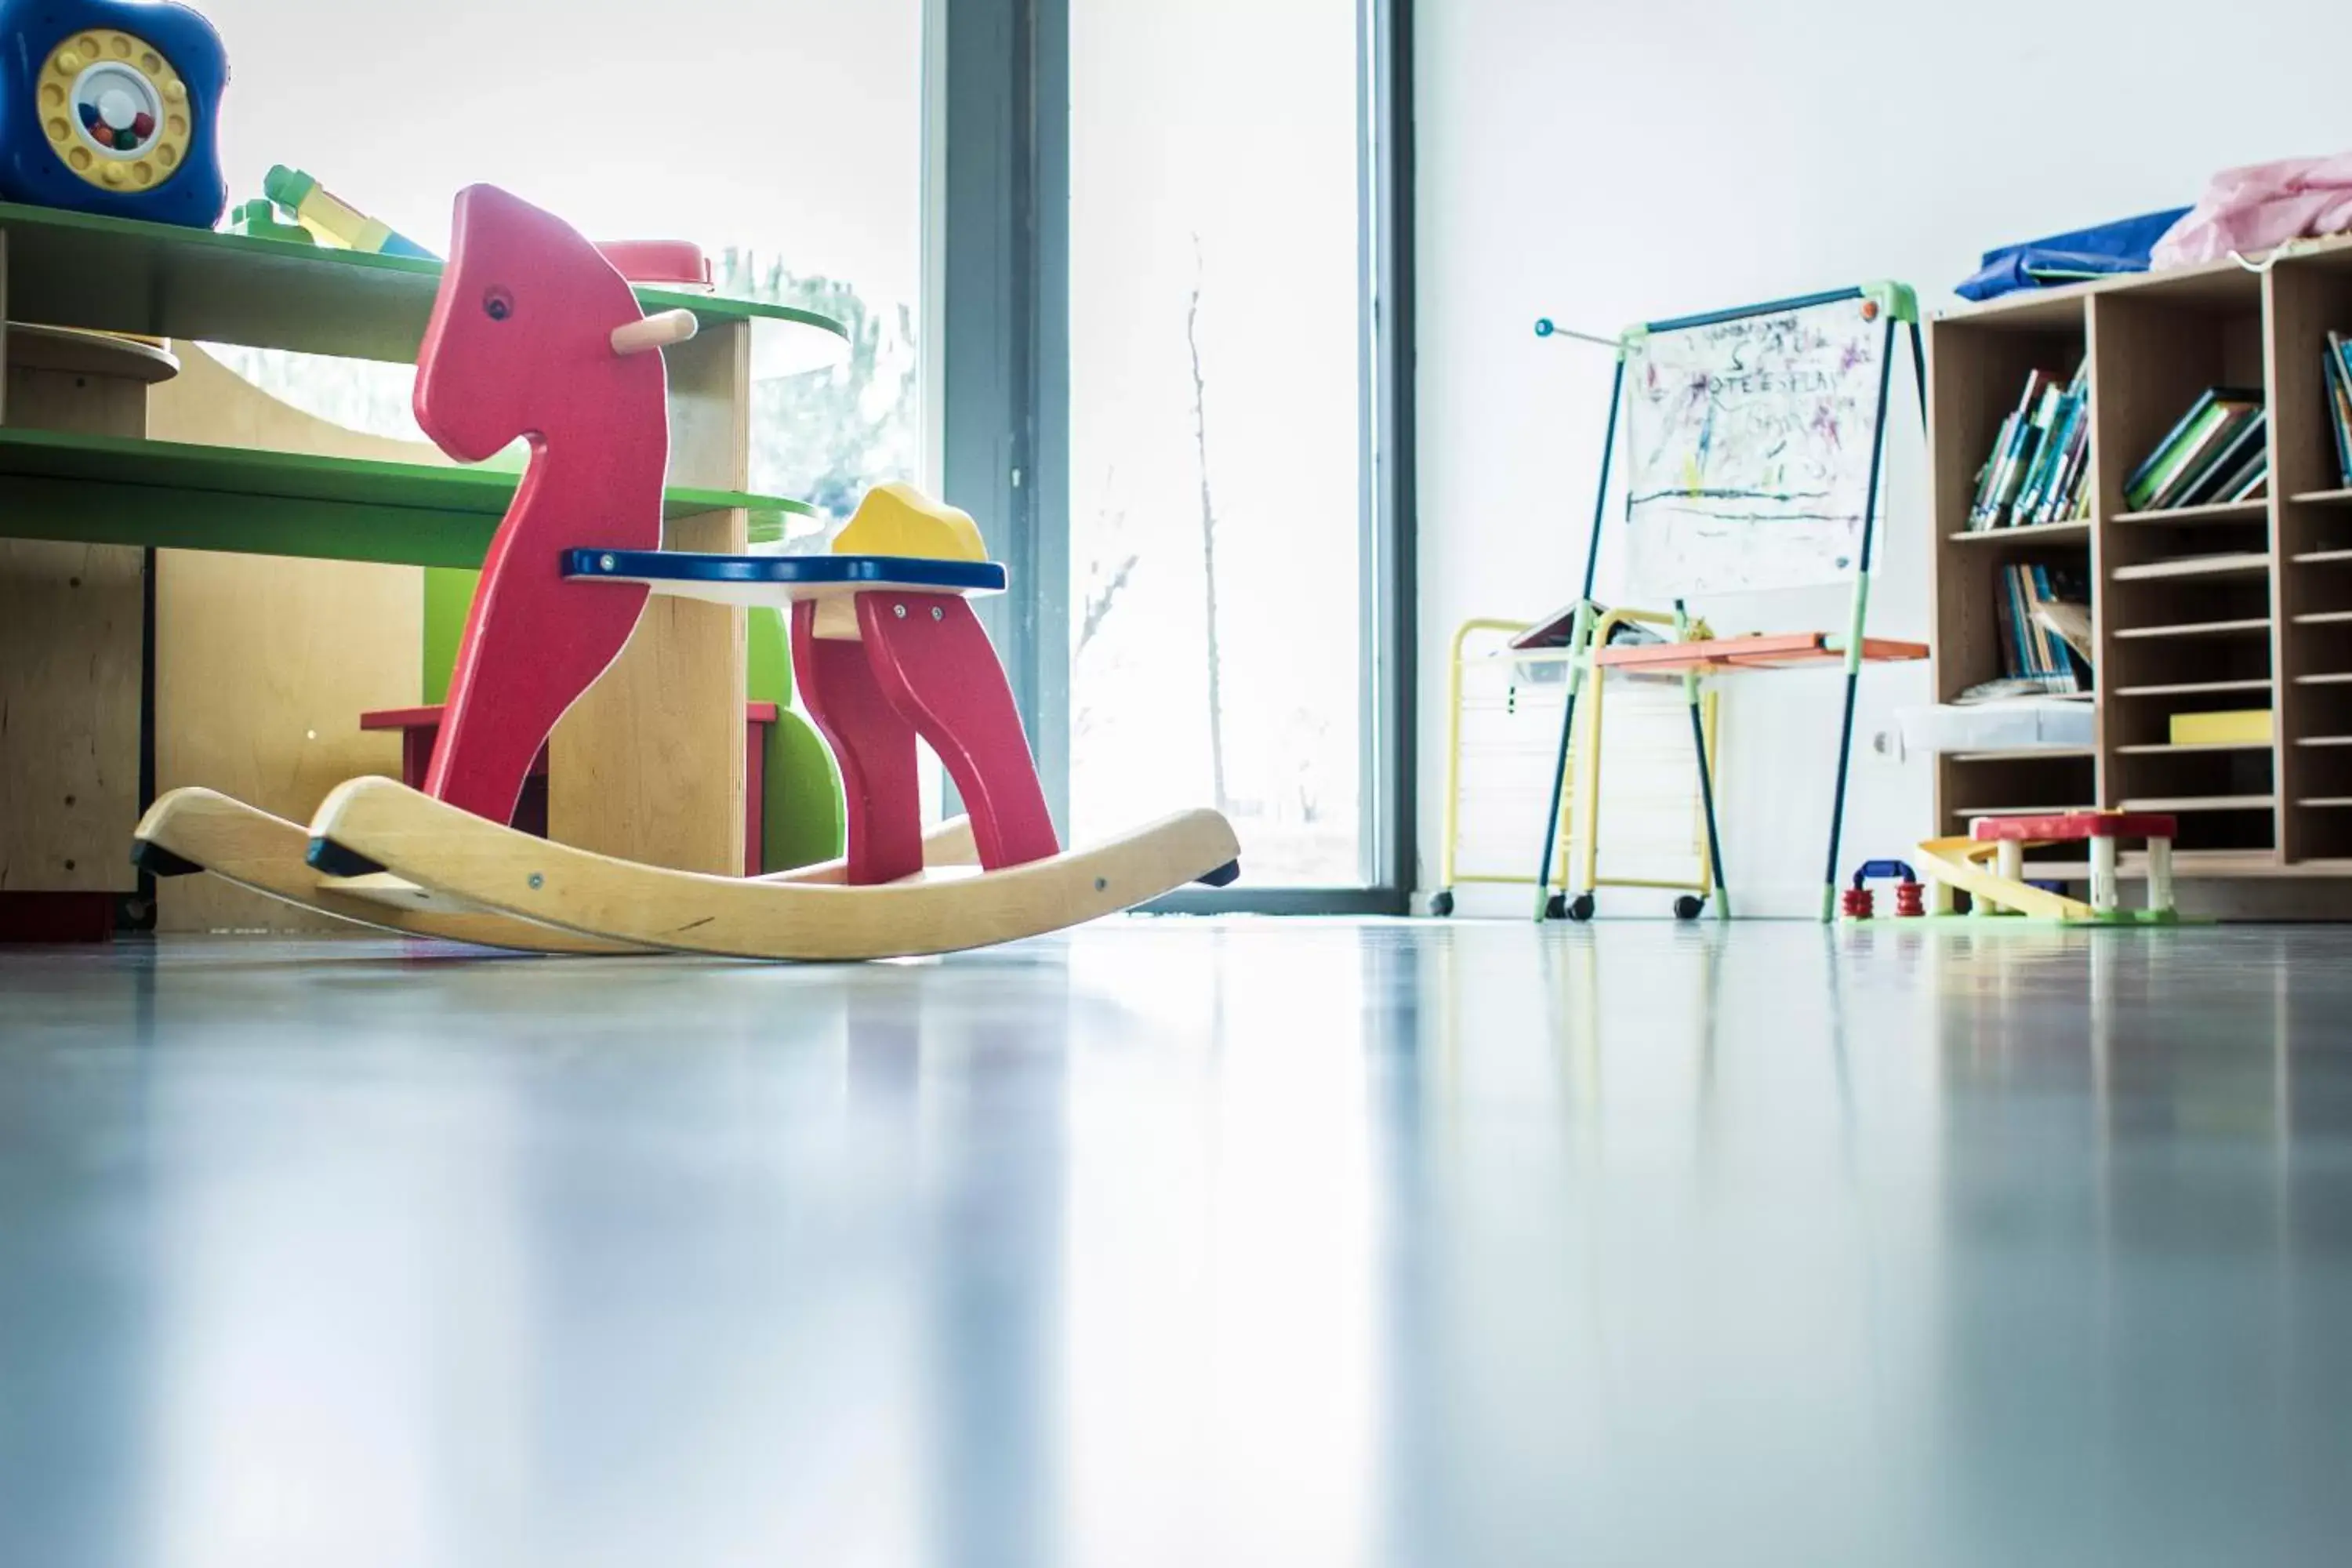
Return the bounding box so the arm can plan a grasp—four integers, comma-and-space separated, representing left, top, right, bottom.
1544, 891, 1569, 921
1566, 894, 1596, 924
1674, 895, 1706, 921
1429, 890, 1455, 918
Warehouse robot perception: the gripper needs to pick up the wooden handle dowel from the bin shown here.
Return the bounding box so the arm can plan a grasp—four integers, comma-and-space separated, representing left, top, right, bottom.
611, 309, 699, 357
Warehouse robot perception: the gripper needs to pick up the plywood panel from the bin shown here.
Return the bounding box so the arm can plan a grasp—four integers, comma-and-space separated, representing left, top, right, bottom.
147, 345, 433, 931
0, 336, 160, 900
0, 539, 142, 892
150, 343, 446, 465
548, 322, 749, 875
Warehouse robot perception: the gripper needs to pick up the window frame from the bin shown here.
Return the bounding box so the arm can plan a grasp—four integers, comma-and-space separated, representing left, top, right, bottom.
935, 0, 1414, 913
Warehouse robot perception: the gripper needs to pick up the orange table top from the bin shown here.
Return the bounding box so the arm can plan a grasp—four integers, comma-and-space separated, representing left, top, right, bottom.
1593, 632, 1929, 673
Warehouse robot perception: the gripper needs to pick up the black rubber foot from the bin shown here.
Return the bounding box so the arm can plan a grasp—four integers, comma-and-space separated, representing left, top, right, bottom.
306, 837, 387, 878
1196, 859, 1241, 888
1674, 895, 1706, 921
1429, 890, 1455, 918
130, 839, 205, 879
1566, 893, 1597, 923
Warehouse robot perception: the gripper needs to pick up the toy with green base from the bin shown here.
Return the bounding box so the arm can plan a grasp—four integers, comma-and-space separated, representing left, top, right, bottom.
1832, 812, 2186, 927
1909, 811, 2183, 925
1530, 281, 1929, 922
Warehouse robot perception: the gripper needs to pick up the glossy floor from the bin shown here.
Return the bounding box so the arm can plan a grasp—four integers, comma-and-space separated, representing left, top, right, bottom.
2, 920, 2350, 1566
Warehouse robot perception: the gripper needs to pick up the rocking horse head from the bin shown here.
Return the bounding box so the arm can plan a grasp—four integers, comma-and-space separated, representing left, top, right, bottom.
413, 184, 667, 466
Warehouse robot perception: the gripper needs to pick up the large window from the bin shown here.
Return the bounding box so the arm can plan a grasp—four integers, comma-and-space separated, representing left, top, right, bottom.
194, 0, 923, 518
1067, 0, 1375, 887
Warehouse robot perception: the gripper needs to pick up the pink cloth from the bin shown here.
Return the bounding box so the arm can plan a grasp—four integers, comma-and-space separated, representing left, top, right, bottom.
2153, 152, 2352, 267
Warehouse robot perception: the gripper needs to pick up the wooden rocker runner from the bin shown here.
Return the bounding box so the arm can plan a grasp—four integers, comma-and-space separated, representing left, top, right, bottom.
134, 185, 1240, 958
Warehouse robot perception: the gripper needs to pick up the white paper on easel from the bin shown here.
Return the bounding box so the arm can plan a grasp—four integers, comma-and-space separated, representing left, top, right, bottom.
1621, 298, 1886, 598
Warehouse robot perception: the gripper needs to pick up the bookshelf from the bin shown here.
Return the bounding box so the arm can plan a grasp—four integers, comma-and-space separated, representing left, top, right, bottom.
1928, 236, 2352, 909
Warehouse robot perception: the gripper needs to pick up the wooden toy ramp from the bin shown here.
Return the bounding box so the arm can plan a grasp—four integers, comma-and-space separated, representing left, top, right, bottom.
132, 787, 983, 955
302, 777, 1239, 961
1912, 837, 2094, 922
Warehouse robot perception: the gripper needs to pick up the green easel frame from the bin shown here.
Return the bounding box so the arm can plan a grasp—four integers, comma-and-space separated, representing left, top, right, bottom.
1530, 282, 1926, 923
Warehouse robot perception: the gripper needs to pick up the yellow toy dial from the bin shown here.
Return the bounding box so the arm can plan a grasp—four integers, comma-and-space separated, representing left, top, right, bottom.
37, 28, 194, 193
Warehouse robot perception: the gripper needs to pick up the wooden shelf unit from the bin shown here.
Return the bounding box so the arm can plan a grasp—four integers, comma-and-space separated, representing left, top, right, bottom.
1926, 240, 2352, 900
0, 200, 854, 934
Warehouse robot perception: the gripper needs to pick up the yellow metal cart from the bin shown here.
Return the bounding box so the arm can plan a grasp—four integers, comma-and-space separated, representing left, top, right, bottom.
1434, 619, 1577, 916
1435, 608, 1726, 920
1561, 605, 1722, 921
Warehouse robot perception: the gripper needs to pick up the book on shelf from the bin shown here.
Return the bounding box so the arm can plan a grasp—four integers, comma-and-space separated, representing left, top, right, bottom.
2205, 429, 2272, 504
1970, 363, 2090, 528
2328, 332, 2352, 488
1992, 561, 2090, 692
2122, 387, 2263, 512
2174, 408, 2268, 508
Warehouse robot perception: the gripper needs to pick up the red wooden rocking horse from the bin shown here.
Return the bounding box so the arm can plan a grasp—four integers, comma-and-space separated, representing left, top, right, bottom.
135, 185, 1238, 958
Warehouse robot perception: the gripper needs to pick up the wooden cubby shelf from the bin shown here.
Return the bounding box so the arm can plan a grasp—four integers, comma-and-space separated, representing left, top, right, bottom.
2110, 552, 2272, 582
1947, 521, 2093, 546
1926, 238, 2352, 897
2111, 499, 2271, 526
2113, 619, 2273, 640
1949, 804, 2097, 818
1950, 748, 2096, 762
2113, 678, 2274, 697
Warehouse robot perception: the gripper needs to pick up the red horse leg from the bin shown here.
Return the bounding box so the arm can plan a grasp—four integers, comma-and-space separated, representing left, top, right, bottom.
426, 559, 648, 825
856, 593, 1059, 871
792, 601, 925, 885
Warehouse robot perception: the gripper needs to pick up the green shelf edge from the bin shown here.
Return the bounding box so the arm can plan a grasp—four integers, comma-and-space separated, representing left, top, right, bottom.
0, 201, 849, 368
0, 426, 814, 572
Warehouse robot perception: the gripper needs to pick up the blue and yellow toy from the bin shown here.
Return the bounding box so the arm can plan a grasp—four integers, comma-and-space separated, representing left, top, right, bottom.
0, 0, 227, 229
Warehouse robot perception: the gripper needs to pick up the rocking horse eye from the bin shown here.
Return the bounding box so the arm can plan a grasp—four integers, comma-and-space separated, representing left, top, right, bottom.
483, 288, 514, 321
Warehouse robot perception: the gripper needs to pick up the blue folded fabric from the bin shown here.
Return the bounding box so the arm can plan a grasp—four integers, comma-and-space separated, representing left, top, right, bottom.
1956, 208, 2193, 302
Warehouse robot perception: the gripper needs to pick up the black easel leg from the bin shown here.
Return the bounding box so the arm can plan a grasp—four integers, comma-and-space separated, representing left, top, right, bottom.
1689, 695, 1729, 916
1820, 671, 1863, 921
1532, 682, 1581, 921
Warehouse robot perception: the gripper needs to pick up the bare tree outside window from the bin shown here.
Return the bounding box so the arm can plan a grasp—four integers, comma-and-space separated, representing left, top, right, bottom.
1070, 0, 1365, 886
1187, 238, 1230, 815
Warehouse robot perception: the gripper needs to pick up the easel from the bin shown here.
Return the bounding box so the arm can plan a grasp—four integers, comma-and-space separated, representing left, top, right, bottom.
1530, 285, 1929, 922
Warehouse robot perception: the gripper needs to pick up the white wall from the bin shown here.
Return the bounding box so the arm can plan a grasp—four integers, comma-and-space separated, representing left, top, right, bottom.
1414, 0, 2352, 915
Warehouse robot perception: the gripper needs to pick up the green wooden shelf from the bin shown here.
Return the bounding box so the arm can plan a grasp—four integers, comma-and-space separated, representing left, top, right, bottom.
0, 426, 814, 570
0, 201, 848, 376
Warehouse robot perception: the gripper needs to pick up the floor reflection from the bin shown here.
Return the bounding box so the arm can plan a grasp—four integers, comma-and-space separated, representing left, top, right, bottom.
2, 922, 2350, 1566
